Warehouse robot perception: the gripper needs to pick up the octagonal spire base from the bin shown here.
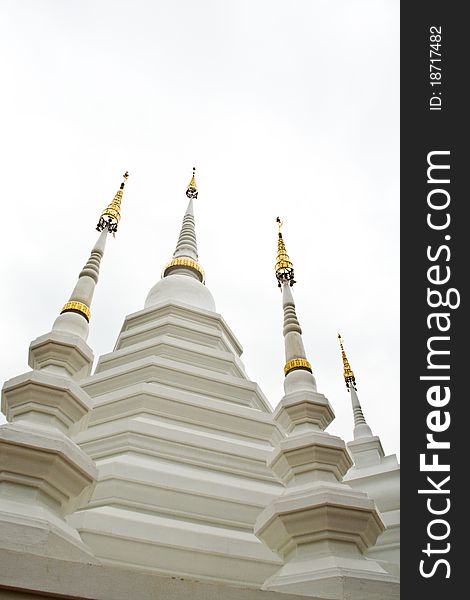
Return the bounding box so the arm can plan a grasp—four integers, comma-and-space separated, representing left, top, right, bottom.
0, 422, 98, 563
255, 484, 398, 599
274, 389, 335, 435
255, 381, 398, 598
29, 330, 94, 380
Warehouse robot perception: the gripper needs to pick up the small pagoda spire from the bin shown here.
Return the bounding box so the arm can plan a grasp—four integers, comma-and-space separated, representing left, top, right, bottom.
255, 231, 392, 595
96, 171, 129, 234
162, 167, 205, 283
338, 334, 373, 439
53, 172, 128, 340
275, 217, 295, 288
275, 219, 313, 381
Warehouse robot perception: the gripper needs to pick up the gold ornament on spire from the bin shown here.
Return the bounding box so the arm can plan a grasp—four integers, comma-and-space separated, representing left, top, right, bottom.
275, 217, 295, 288
60, 300, 91, 322
338, 334, 356, 391
96, 171, 129, 234
186, 167, 198, 199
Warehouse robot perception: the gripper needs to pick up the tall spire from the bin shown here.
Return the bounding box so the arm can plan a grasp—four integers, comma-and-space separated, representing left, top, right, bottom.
162, 167, 205, 283
275, 218, 313, 382
0, 175, 127, 563
96, 171, 129, 234
52, 172, 129, 340
338, 334, 373, 439
255, 223, 394, 597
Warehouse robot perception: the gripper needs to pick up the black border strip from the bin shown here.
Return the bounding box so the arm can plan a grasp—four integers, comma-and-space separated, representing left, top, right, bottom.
401, 2, 466, 595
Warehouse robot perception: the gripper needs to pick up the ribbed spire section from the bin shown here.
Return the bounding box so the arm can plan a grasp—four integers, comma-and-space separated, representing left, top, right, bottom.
162, 168, 205, 283
350, 386, 369, 428
282, 283, 302, 337
96, 171, 129, 234
59, 229, 108, 323
275, 220, 312, 378
173, 198, 198, 260
338, 334, 373, 439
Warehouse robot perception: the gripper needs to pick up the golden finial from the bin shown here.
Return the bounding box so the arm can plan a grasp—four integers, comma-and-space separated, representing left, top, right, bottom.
275, 217, 295, 288
186, 167, 198, 199
96, 171, 129, 234
338, 334, 356, 391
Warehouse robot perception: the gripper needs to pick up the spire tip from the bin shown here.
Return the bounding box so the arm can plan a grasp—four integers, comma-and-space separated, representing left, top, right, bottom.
96, 171, 129, 234
186, 167, 198, 199
338, 334, 356, 391
275, 218, 295, 287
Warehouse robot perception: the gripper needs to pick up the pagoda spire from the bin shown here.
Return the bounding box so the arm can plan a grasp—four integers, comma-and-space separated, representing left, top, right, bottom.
52, 171, 129, 340
275, 218, 313, 386
254, 220, 395, 595
162, 167, 205, 283
0, 174, 133, 562
338, 334, 373, 439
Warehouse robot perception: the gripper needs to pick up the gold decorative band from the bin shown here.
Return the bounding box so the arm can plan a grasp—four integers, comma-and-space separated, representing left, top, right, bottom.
284, 357, 312, 376
60, 301, 91, 322
163, 257, 205, 283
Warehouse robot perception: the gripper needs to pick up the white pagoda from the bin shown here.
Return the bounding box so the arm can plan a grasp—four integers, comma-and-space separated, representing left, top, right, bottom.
0, 171, 399, 600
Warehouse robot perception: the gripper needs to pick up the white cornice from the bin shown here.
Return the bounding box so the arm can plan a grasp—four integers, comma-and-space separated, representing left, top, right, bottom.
81, 355, 272, 412
78, 382, 283, 444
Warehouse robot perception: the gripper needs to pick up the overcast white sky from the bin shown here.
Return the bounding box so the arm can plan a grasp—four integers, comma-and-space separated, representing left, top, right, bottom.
0, 0, 399, 456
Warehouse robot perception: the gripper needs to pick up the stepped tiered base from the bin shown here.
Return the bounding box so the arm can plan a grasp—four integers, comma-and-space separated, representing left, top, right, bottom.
70, 301, 285, 586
